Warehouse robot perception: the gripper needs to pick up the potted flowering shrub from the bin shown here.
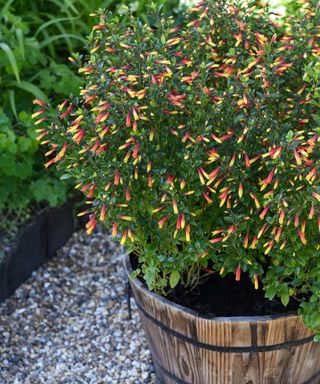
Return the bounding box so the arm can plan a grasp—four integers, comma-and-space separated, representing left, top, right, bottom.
34, 1, 320, 382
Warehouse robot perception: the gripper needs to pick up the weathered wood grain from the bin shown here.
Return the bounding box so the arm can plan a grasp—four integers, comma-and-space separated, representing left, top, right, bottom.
125, 256, 320, 384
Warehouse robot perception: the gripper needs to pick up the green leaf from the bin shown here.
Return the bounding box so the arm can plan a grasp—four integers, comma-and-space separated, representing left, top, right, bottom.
7, 142, 17, 154
169, 270, 180, 288
286, 130, 293, 141
1, 0, 15, 15
18, 136, 32, 152
8, 90, 18, 120
280, 293, 290, 307
48, 0, 79, 14
39, 33, 86, 49
31, 177, 66, 207
15, 29, 25, 61
9, 81, 48, 102
34, 17, 79, 36
265, 286, 277, 301
60, 173, 72, 180
0, 43, 20, 83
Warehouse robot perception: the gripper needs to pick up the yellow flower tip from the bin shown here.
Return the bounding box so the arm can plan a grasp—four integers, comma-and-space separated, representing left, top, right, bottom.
86, 225, 95, 235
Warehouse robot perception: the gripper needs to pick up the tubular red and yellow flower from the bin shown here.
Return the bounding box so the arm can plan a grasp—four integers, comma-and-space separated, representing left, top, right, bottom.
235, 265, 241, 281
32, 109, 46, 119
229, 153, 236, 167
180, 214, 186, 229
306, 167, 317, 182
185, 224, 190, 242
243, 232, 249, 248
125, 187, 131, 202
172, 198, 178, 214
148, 173, 153, 188
238, 182, 243, 198
112, 222, 117, 237
264, 240, 274, 255
299, 230, 307, 245
33, 99, 47, 107
209, 237, 223, 244
313, 192, 320, 202
202, 192, 212, 204
294, 149, 302, 165
259, 206, 269, 220
119, 215, 132, 222
152, 206, 164, 214
254, 274, 259, 290
86, 215, 97, 235
308, 204, 315, 220
279, 209, 285, 225
274, 227, 282, 243
197, 168, 206, 185
158, 215, 169, 229
250, 235, 258, 249
243, 151, 251, 169
100, 206, 106, 221
257, 224, 267, 239
120, 230, 127, 245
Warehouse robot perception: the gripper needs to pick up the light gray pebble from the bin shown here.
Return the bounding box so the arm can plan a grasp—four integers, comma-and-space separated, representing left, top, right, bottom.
0, 227, 157, 383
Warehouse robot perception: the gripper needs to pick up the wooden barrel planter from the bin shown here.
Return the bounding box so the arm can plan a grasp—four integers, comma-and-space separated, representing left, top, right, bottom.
125, 256, 320, 384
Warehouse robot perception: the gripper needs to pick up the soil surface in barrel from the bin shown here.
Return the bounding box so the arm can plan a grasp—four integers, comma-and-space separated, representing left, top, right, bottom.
131, 255, 304, 318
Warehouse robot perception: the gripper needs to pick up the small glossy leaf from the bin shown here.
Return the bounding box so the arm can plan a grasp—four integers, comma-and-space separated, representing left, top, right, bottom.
169, 270, 180, 289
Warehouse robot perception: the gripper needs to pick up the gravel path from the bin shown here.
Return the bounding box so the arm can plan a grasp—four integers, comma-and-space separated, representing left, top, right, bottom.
0, 228, 156, 384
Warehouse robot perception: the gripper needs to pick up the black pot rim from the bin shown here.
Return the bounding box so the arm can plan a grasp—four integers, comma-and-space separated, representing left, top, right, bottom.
124, 254, 298, 323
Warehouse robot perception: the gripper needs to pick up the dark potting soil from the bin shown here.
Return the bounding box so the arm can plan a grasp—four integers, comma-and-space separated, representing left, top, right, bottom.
166, 272, 302, 318
131, 255, 302, 318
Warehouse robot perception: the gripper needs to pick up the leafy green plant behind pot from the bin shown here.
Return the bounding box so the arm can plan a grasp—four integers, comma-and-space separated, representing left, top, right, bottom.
0, 0, 180, 249
34, 1, 320, 337
0, 1, 81, 247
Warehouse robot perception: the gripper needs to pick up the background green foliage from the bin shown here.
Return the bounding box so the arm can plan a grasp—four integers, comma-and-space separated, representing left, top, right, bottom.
279, 0, 301, 15
0, 0, 179, 244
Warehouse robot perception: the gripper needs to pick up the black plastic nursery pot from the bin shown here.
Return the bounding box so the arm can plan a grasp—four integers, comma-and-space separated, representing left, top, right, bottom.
125, 255, 320, 384
0, 198, 79, 303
